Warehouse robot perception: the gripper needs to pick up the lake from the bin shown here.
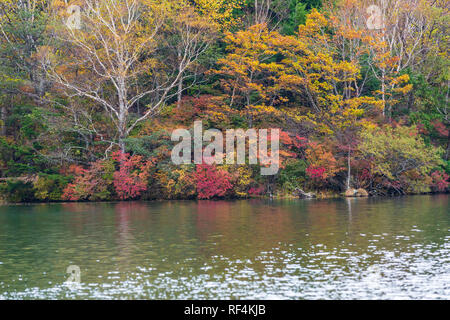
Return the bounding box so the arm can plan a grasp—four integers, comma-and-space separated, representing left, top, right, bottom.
0, 195, 449, 299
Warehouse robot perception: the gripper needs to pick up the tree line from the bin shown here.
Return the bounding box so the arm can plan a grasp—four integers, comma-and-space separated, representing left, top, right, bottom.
0, 0, 448, 202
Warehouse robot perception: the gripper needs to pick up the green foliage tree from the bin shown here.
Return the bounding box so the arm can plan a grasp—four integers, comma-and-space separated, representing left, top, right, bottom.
359, 125, 444, 194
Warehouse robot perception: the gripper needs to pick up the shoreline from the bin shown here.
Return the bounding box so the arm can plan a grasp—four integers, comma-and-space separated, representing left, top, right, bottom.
0, 192, 448, 206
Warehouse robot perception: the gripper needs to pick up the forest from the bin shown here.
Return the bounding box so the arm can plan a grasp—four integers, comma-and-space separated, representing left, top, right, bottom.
0, 0, 448, 202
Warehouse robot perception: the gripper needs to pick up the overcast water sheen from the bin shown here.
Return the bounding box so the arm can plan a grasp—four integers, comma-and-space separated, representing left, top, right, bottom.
0, 195, 449, 299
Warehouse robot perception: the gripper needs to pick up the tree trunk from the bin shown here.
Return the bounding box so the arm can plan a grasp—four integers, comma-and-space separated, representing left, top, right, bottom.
118, 138, 125, 153
118, 109, 127, 153
177, 49, 183, 109
246, 94, 253, 127
346, 148, 351, 190
381, 69, 386, 119
0, 104, 6, 136
294, 188, 316, 199
177, 76, 183, 109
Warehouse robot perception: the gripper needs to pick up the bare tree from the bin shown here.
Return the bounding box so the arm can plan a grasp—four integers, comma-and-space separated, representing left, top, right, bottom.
331, 0, 447, 119
45, 0, 211, 151
243, 0, 293, 30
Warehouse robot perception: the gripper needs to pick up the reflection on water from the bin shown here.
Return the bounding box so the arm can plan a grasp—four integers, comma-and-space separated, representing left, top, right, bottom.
0, 195, 449, 299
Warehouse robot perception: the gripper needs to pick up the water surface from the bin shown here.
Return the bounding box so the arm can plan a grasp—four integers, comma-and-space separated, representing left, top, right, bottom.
0, 195, 449, 299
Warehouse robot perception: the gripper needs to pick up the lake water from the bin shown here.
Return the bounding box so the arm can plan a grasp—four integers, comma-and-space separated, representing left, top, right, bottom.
0, 195, 449, 299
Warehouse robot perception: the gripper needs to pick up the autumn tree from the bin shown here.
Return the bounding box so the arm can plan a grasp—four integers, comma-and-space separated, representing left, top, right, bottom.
0, 0, 54, 138
0, 0, 53, 99
214, 23, 288, 127
359, 124, 443, 194
214, 10, 383, 189
193, 0, 243, 31
165, 0, 244, 109
45, 0, 216, 152
239, 0, 321, 32
240, 0, 290, 27
276, 10, 382, 190
331, 0, 448, 120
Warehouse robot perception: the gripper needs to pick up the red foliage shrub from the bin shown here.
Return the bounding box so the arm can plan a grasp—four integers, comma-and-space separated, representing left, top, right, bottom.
280, 131, 308, 149
248, 186, 265, 196
431, 171, 449, 192
62, 152, 154, 201
431, 120, 449, 138
306, 165, 327, 180
193, 164, 232, 199
112, 151, 154, 200
62, 160, 114, 201
416, 122, 429, 135
305, 142, 341, 181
